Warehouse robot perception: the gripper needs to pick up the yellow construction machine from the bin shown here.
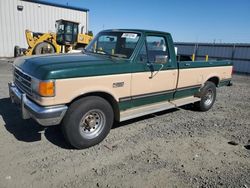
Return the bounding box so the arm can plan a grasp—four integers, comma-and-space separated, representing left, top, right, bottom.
14, 19, 93, 57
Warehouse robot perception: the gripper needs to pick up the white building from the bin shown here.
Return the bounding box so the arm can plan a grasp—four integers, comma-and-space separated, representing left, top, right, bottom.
0, 0, 89, 57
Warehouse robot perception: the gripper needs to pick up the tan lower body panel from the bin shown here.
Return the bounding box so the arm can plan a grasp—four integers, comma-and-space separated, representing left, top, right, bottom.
120, 96, 201, 122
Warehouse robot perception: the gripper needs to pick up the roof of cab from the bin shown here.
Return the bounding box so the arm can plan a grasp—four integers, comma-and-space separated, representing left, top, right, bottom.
101, 29, 170, 35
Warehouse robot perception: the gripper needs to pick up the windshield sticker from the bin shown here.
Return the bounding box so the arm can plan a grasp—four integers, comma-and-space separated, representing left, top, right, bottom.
121, 33, 138, 39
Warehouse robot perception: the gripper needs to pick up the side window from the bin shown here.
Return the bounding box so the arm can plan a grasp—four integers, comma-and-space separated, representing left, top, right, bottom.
146, 36, 169, 63
136, 42, 148, 63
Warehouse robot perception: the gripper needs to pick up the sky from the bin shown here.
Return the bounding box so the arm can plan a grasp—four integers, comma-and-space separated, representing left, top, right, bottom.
44, 0, 250, 43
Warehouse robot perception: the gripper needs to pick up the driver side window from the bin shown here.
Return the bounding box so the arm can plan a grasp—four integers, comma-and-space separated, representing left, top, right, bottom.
137, 36, 169, 64
146, 36, 169, 63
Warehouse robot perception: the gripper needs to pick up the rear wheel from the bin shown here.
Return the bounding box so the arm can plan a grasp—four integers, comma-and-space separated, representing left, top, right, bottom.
62, 96, 114, 149
195, 81, 216, 111
34, 42, 55, 55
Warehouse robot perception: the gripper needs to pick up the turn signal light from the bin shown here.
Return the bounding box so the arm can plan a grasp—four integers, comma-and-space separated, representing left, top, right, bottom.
39, 81, 55, 97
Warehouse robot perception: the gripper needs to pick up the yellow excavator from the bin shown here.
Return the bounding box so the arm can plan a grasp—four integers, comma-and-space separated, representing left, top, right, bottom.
14, 19, 93, 57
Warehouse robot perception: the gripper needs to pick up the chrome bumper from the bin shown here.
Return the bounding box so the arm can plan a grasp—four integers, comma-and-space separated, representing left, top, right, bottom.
8, 82, 68, 126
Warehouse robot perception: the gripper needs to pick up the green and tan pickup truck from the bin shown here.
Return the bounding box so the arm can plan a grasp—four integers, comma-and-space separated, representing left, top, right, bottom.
9, 29, 233, 149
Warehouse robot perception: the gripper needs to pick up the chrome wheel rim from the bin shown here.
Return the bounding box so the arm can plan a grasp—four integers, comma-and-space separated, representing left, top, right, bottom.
79, 109, 106, 139
204, 89, 214, 106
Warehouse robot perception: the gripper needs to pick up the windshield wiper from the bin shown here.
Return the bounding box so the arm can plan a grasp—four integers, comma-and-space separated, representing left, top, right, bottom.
82, 49, 92, 54
82, 48, 109, 55
83, 49, 127, 59
96, 49, 111, 56
96, 49, 127, 59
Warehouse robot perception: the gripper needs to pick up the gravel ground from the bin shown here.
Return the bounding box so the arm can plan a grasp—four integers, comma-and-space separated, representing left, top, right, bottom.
0, 59, 249, 188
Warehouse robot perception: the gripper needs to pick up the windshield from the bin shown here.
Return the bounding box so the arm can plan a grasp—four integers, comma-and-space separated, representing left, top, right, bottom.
85, 31, 141, 59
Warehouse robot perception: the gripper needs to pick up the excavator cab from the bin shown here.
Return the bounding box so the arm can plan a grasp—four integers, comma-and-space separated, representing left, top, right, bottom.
56, 19, 79, 45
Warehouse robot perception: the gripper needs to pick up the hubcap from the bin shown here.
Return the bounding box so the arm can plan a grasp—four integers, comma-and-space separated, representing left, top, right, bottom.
79, 109, 105, 139
204, 89, 214, 106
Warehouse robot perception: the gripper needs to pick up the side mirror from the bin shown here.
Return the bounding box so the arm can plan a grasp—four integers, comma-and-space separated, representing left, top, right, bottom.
155, 55, 168, 64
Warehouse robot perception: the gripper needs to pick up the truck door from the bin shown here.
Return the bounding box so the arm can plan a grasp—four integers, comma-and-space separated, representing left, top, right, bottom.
131, 34, 178, 108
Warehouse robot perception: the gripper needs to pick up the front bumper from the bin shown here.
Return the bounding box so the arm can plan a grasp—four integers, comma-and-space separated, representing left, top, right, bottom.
8, 82, 68, 126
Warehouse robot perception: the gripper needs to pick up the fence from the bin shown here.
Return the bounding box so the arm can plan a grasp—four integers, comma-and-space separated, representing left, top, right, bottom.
174, 42, 250, 74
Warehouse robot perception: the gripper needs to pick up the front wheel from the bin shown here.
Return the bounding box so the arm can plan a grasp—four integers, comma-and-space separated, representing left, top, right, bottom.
62, 96, 114, 149
34, 42, 55, 55
195, 81, 216, 111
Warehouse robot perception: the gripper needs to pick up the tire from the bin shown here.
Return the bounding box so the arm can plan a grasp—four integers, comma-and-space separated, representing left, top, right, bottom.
62, 96, 114, 149
195, 81, 216, 111
34, 42, 55, 55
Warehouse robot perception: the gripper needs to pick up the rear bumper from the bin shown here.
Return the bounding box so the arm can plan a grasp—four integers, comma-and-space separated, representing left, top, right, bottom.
8, 82, 68, 126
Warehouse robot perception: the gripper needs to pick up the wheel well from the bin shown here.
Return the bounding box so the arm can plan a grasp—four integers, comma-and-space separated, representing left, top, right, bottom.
68, 92, 120, 122
207, 77, 219, 87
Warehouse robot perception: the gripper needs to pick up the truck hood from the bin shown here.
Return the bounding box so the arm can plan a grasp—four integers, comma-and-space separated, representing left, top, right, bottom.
14, 53, 130, 80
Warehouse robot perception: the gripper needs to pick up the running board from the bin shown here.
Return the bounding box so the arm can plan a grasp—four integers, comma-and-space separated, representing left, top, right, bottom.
120, 96, 200, 122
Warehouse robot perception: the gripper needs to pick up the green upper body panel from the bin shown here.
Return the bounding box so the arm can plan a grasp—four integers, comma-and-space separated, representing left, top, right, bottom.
14, 53, 131, 80
14, 29, 233, 80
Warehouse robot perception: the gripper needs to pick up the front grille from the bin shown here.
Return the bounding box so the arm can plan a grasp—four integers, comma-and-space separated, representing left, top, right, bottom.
14, 68, 32, 96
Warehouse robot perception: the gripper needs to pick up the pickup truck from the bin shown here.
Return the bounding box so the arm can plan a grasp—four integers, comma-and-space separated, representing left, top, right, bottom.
9, 29, 233, 149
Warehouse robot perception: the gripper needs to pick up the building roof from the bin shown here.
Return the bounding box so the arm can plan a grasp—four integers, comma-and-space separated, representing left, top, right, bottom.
21, 0, 89, 12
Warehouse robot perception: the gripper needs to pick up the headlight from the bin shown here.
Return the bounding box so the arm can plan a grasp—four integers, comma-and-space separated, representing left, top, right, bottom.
32, 79, 55, 97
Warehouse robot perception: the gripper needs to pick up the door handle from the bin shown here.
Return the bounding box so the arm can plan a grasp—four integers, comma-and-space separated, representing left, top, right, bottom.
149, 64, 164, 79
